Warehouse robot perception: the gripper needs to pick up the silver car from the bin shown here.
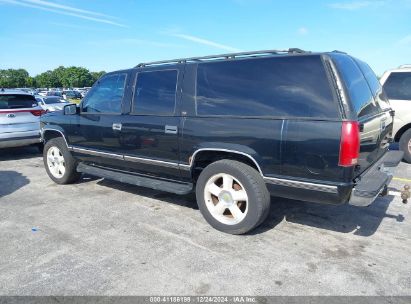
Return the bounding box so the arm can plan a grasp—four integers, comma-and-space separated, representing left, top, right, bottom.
0, 89, 44, 149
35, 96, 70, 112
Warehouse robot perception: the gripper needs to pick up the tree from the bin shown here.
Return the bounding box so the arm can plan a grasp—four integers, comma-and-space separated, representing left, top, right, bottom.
0, 66, 105, 88
26, 77, 37, 88
0, 69, 30, 88
34, 70, 61, 88
90, 71, 106, 84
62, 66, 93, 88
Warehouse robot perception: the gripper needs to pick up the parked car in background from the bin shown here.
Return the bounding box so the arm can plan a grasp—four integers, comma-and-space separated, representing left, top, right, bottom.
62, 90, 82, 104
0, 89, 44, 150
35, 96, 70, 112
380, 65, 411, 162
40, 49, 402, 234
46, 91, 63, 97
74, 89, 89, 98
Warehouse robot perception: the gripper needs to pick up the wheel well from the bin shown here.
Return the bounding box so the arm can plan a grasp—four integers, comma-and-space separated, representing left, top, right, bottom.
43, 130, 64, 143
394, 123, 411, 142
191, 151, 261, 181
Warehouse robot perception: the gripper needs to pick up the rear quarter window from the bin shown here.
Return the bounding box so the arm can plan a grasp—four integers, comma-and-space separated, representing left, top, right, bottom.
196, 55, 340, 118
354, 58, 391, 110
383, 72, 411, 100
0, 94, 36, 109
331, 54, 379, 117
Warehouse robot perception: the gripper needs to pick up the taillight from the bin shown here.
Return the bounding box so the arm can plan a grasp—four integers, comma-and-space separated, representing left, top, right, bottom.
339, 121, 360, 167
30, 110, 46, 116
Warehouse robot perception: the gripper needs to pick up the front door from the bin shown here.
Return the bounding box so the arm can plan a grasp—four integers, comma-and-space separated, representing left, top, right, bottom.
119, 67, 183, 180
67, 72, 130, 168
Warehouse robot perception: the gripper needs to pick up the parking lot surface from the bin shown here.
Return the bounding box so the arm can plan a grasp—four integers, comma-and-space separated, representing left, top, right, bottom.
0, 147, 410, 296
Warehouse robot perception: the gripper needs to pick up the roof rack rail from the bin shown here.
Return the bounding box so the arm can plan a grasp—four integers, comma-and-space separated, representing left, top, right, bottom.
136, 48, 307, 68
332, 50, 347, 54
399, 64, 411, 69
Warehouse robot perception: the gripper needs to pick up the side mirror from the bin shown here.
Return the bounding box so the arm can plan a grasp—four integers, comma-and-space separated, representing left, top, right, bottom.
64, 103, 78, 115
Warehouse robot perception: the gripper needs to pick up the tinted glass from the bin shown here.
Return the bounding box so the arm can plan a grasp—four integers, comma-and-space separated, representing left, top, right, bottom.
82, 73, 126, 113
44, 97, 65, 104
354, 59, 381, 96
332, 54, 379, 117
383, 72, 411, 100
0, 94, 36, 109
355, 58, 391, 110
196, 55, 339, 118
133, 70, 177, 115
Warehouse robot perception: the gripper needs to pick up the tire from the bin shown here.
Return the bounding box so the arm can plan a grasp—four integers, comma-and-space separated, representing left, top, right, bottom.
196, 159, 270, 235
399, 129, 411, 163
43, 138, 81, 184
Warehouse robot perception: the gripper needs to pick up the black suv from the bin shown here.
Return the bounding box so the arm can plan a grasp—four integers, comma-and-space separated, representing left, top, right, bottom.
40, 49, 403, 234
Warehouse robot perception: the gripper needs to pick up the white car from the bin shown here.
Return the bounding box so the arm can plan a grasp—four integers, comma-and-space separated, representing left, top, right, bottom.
0, 89, 44, 149
380, 64, 411, 162
35, 96, 70, 112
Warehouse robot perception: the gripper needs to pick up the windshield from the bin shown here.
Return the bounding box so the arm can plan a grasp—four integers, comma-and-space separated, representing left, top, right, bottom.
0, 94, 37, 109
44, 97, 66, 104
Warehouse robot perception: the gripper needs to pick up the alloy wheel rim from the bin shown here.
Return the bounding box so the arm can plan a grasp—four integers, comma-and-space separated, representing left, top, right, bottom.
47, 146, 66, 178
408, 138, 411, 154
204, 173, 248, 225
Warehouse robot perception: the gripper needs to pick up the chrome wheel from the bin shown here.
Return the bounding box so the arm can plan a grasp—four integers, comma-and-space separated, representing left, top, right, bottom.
204, 173, 248, 225
46, 146, 66, 179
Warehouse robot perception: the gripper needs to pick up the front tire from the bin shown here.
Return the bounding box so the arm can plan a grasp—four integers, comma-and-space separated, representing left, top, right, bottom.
43, 138, 81, 184
196, 160, 270, 235
399, 129, 411, 163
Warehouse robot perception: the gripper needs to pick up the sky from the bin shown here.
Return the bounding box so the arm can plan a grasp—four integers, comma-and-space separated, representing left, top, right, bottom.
0, 0, 410, 76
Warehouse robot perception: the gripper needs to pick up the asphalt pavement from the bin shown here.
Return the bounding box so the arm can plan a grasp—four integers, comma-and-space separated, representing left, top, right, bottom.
0, 146, 410, 296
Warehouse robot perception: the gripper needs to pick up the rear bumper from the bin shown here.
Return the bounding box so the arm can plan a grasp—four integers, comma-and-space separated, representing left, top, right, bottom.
0, 135, 42, 148
349, 150, 404, 207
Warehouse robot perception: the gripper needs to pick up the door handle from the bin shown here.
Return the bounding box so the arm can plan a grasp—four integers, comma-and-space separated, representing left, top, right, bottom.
112, 123, 122, 131
165, 125, 178, 134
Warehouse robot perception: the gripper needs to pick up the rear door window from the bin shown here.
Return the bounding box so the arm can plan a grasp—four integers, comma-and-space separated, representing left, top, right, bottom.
196, 55, 339, 118
132, 70, 178, 115
331, 54, 379, 117
383, 72, 411, 100
0, 94, 37, 109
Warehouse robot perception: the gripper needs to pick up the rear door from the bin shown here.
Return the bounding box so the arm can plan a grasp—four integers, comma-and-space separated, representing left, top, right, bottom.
331, 54, 392, 174
118, 67, 183, 180
0, 94, 40, 138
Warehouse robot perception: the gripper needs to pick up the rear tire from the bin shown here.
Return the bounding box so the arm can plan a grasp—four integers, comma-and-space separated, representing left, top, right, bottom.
196, 159, 270, 235
399, 129, 411, 163
43, 138, 81, 184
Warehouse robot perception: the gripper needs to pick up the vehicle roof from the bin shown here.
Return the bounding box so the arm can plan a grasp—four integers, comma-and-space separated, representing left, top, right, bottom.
382, 65, 411, 74
0, 89, 34, 96
97, 49, 351, 75
133, 49, 340, 69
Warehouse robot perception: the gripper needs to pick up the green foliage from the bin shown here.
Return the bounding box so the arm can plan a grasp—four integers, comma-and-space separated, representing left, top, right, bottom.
0, 66, 106, 88
0, 69, 30, 88
90, 71, 106, 83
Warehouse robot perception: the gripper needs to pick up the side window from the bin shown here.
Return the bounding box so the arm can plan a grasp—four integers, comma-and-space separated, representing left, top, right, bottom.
332, 54, 379, 117
132, 70, 178, 115
383, 72, 411, 100
355, 59, 391, 110
82, 73, 126, 113
196, 55, 339, 118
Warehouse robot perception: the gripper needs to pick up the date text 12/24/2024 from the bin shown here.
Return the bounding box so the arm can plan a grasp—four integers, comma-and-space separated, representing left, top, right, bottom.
149, 296, 257, 303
